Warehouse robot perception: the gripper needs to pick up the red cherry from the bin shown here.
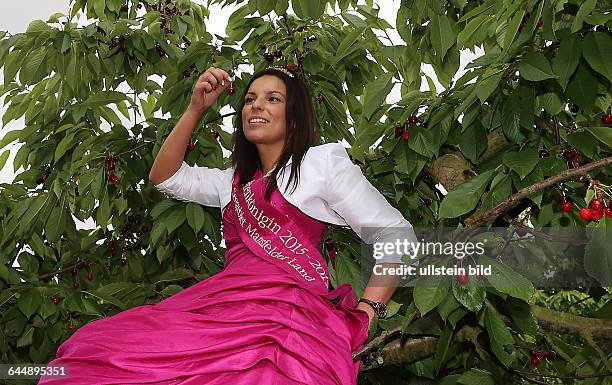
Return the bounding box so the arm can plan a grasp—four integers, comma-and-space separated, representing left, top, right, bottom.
87, 273, 94, 281
561, 202, 572, 212
72, 282, 79, 289
560, 195, 568, 203
210, 131, 219, 139
546, 351, 557, 359
531, 357, 541, 366
67, 323, 74, 330
285, 63, 299, 72
187, 143, 196, 151
605, 207, 612, 218
409, 115, 418, 125
589, 199, 604, 212
227, 87, 235, 95
107, 174, 120, 185
602, 114, 612, 125
579, 208, 593, 221
592, 211, 603, 221
402, 130, 410, 141
457, 273, 469, 285
52, 297, 61, 305
394, 126, 403, 138
120, 258, 127, 266
537, 18, 543, 28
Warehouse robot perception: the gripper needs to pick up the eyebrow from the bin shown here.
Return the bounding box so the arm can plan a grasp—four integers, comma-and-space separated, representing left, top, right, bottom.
245, 90, 285, 97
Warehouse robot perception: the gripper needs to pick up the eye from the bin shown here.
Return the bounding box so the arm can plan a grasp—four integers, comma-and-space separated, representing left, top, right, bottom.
244, 96, 281, 103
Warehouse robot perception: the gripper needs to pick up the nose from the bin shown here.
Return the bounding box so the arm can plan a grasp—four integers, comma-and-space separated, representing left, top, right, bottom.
250, 96, 264, 111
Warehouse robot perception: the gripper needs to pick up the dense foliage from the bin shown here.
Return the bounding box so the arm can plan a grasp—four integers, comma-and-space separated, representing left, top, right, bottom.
0, 0, 611, 384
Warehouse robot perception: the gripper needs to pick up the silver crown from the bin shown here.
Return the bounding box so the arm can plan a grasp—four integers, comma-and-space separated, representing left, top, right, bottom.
267, 66, 295, 78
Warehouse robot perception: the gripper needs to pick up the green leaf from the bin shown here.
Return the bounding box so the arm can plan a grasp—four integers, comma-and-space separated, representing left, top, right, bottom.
571, 0, 596, 33
16, 325, 34, 348
458, 369, 494, 385
502, 9, 524, 51
434, 326, 453, 373
17, 289, 42, 318
164, 205, 186, 234
186, 202, 205, 234
475, 70, 502, 104
430, 14, 456, 60
480, 257, 534, 302
0, 149, 10, 172
566, 64, 598, 113
585, 127, 612, 148
256, 0, 276, 16
331, 26, 367, 65
458, 121, 487, 163
21, 47, 47, 85
457, 14, 488, 49
362, 72, 394, 120
539, 92, 564, 115
484, 302, 514, 367
518, 52, 557, 81
292, 0, 326, 20
501, 91, 523, 143
82, 91, 129, 108
21, 194, 48, 232
502, 148, 539, 180
582, 32, 612, 84
439, 170, 495, 219
414, 284, 449, 316
54, 131, 77, 165
584, 217, 612, 286
452, 283, 485, 312
552, 34, 581, 90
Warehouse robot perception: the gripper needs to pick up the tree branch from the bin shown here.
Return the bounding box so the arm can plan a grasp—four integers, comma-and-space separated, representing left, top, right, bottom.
465, 156, 612, 228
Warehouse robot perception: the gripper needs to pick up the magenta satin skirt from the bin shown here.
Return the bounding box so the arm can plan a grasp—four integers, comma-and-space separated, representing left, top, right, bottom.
38, 247, 370, 385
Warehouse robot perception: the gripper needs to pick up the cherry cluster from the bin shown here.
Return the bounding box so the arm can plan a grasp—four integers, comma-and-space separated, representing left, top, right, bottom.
105, 154, 120, 186
394, 115, 428, 141
183, 64, 197, 79
529, 349, 556, 366
155, 43, 165, 58
518, 13, 543, 32
560, 196, 612, 221
36, 165, 52, 185
109, 34, 127, 53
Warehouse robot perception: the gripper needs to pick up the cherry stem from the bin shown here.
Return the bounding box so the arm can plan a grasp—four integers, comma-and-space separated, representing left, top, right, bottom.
39, 259, 91, 280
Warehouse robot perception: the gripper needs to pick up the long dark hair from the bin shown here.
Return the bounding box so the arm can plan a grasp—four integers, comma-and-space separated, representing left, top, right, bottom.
232, 68, 318, 201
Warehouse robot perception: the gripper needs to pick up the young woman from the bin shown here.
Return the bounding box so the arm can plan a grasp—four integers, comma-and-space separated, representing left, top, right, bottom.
39, 66, 417, 385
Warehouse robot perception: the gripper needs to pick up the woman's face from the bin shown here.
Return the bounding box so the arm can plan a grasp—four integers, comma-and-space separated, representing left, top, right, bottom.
241, 75, 287, 147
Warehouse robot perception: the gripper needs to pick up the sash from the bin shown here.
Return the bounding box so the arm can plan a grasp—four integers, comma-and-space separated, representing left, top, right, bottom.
231, 169, 331, 295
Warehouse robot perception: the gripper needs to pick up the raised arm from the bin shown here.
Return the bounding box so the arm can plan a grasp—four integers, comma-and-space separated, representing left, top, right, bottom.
149, 66, 232, 185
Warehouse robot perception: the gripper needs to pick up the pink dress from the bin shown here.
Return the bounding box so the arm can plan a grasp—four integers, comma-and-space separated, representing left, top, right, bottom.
39, 168, 370, 385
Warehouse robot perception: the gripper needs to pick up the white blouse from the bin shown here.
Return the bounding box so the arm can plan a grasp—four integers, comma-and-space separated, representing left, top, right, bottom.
153, 143, 418, 263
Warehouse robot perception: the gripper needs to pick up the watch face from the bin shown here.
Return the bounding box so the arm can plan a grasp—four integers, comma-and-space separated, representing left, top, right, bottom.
379, 306, 388, 319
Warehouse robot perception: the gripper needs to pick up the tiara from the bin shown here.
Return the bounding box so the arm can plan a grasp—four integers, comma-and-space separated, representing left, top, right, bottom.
267, 66, 295, 78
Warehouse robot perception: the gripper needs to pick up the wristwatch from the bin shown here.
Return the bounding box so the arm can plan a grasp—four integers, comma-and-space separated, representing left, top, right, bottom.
358, 298, 388, 319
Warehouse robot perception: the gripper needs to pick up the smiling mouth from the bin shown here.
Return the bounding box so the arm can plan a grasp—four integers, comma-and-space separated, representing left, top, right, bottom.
248, 120, 268, 126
